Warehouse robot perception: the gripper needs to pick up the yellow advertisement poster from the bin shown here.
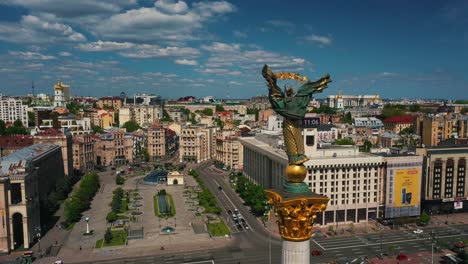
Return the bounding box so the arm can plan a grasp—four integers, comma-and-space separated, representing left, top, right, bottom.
394, 168, 420, 207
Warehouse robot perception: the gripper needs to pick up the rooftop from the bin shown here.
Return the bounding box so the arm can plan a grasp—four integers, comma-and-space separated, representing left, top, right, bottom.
0, 143, 58, 176
383, 116, 414, 123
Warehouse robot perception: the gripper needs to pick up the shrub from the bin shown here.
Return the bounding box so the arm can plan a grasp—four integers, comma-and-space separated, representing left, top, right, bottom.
104, 228, 113, 244
106, 212, 118, 223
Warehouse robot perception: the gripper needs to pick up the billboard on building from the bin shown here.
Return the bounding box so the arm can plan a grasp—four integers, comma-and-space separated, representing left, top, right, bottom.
454, 201, 463, 210
393, 168, 420, 208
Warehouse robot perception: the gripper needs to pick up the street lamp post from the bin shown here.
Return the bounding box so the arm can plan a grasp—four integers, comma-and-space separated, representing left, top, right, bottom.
85, 216, 90, 234
430, 230, 438, 264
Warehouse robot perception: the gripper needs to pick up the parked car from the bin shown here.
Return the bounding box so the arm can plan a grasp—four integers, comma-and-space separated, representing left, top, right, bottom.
311, 250, 322, 256
396, 253, 408, 260
413, 229, 423, 234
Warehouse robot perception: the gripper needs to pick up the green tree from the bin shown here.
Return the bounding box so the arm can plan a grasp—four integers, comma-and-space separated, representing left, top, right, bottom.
362, 140, 373, 152
399, 126, 414, 135
104, 228, 113, 244
342, 112, 353, 124
418, 211, 431, 226
214, 118, 223, 129
141, 148, 150, 162
106, 212, 118, 223
66, 101, 82, 114
409, 105, 421, 112
215, 104, 225, 112
202, 108, 214, 116
0, 120, 6, 135
114, 112, 119, 126
28, 111, 35, 127
5, 119, 28, 135
311, 105, 336, 115
335, 138, 355, 145
92, 125, 104, 134
381, 104, 406, 118
122, 120, 141, 132
246, 108, 260, 121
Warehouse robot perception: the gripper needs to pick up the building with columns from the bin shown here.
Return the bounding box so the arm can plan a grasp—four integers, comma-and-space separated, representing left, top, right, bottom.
416, 145, 468, 213
0, 143, 64, 252
328, 94, 381, 109
240, 129, 386, 226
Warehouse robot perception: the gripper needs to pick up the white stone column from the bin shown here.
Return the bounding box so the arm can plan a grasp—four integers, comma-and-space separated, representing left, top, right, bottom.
282, 240, 310, 264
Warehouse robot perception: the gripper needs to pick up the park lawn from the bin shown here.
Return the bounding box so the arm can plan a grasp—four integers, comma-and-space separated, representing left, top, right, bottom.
207, 221, 230, 236
95, 230, 127, 248
153, 195, 160, 216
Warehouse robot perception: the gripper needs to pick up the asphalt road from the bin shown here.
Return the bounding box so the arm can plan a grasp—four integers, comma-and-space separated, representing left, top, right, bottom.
81, 162, 468, 264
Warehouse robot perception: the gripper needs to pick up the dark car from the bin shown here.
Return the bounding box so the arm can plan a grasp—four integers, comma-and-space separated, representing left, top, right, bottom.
396, 253, 408, 261
311, 250, 322, 256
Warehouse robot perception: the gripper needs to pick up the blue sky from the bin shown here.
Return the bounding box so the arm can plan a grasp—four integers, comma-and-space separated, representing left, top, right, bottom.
0, 0, 467, 99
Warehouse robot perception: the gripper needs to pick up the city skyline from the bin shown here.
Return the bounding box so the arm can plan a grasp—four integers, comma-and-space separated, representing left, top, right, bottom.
0, 0, 467, 99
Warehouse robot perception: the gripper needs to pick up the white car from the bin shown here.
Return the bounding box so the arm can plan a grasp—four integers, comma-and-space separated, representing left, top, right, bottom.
413, 229, 423, 234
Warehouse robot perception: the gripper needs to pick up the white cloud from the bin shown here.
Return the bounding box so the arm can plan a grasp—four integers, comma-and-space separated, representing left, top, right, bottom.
233, 30, 247, 38
228, 71, 241, 76
266, 19, 295, 33
175, 59, 198, 65
201, 42, 240, 52
305, 34, 332, 46
59, 51, 72, 57
9, 51, 56, 60
0, 15, 86, 44
292, 58, 305, 64
155, 0, 188, 14
1, 0, 136, 17
196, 68, 229, 74
228, 81, 242, 85
380, 72, 399, 77
77, 41, 134, 51
94, 1, 236, 44
119, 45, 199, 58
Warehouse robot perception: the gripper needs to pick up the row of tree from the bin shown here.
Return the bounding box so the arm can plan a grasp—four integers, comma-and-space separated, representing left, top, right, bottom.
188, 169, 222, 214
0, 120, 28, 135
234, 175, 268, 216
64, 173, 100, 225
107, 187, 127, 222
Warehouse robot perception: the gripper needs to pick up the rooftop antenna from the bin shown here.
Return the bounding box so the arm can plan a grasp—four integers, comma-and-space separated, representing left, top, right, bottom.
32, 81, 35, 96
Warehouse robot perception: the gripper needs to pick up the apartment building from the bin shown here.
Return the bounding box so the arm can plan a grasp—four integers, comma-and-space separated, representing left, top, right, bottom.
0, 96, 27, 126
383, 116, 414, 134
215, 130, 243, 170
72, 134, 95, 173
95, 128, 132, 166
97, 96, 123, 110
179, 125, 215, 163
147, 123, 166, 161
421, 114, 468, 147
119, 105, 163, 127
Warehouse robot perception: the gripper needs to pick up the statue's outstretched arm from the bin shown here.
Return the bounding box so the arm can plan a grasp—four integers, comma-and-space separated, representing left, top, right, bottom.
296, 74, 332, 96
262, 64, 284, 99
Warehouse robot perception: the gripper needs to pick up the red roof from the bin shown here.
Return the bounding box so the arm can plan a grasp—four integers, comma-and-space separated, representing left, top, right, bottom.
215, 111, 234, 116
35, 128, 64, 136
0, 135, 34, 148
383, 116, 414, 123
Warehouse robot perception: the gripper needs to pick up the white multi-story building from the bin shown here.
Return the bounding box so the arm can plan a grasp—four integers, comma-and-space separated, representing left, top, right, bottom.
240, 128, 386, 226
53, 80, 70, 107
119, 105, 163, 127
40, 116, 91, 135
267, 114, 283, 131
0, 96, 27, 126
328, 94, 382, 108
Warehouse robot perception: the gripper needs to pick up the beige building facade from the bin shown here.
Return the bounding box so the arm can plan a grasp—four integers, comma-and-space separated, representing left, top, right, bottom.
119, 105, 163, 127
95, 128, 133, 166
179, 125, 215, 163
0, 144, 65, 252
147, 124, 166, 161
215, 130, 243, 170
72, 134, 95, 173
